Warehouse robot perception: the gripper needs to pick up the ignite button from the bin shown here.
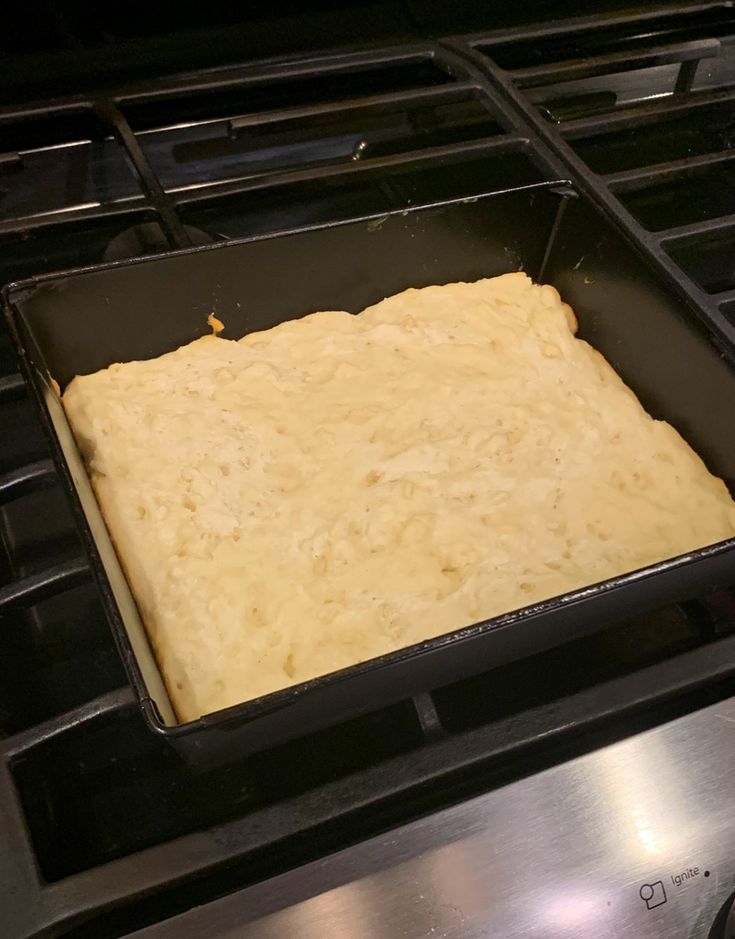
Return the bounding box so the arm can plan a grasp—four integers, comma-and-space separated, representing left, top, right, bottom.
640, 881, 667, 910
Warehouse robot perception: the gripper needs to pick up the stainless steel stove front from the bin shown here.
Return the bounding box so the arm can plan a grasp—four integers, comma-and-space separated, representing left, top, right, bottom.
132, 694, 735, 938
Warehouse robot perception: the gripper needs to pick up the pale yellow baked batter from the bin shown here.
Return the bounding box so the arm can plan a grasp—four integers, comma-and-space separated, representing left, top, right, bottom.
63, 273, 735, 721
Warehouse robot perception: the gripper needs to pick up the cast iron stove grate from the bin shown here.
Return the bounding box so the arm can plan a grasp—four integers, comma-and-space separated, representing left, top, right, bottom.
445, 1, 735, 348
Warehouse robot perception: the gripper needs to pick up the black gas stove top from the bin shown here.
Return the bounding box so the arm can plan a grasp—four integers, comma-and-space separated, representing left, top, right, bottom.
3, 4, 735, 937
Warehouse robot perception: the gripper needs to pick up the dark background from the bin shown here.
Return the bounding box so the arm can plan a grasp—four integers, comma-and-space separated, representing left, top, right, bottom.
1, 1, 657, 105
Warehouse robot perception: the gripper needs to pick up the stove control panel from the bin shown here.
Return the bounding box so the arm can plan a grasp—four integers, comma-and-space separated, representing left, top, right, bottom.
131, 696, 735, 939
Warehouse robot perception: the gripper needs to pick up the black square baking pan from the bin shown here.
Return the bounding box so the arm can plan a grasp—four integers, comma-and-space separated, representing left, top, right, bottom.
5, 182, 735, 764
